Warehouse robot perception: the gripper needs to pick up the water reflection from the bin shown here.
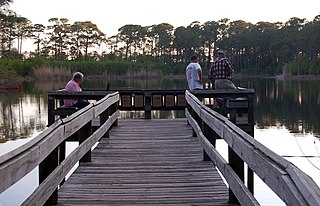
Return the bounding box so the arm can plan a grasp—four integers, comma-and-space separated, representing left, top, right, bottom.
0, 88, 47, 145
236, 78, 320, 137
1, 77, 320, 144
32, 79, 66, 92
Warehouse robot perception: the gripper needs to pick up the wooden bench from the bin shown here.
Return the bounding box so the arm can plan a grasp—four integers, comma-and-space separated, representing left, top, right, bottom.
225, 98, 248, 109
54, 106, 79, 118
225, 98, 251, 132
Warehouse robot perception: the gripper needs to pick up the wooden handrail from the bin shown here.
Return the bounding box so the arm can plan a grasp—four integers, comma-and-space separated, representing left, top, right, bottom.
0, 119, 64, 193
22, 111, 119, 206
185, 90, 320, 206
185, 109, 259, 206
48, 89, 187, 120
0, 92, 120, 204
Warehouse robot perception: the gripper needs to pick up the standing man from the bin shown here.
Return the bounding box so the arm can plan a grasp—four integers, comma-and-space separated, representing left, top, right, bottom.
64, 71, 90, 108
211, 50, 237, 89
186, 55, 203, 90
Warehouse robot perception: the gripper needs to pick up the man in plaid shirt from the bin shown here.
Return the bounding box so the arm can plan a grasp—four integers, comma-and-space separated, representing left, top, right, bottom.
210, 50, 237, 107
210, 50, 236, 89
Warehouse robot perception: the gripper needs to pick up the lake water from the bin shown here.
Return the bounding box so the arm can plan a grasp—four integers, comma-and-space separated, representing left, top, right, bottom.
0, 77, 319, 205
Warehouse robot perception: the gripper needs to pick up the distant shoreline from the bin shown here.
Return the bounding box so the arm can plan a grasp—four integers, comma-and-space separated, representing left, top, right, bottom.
3, 73, 320, 83
236, 73, 320, 80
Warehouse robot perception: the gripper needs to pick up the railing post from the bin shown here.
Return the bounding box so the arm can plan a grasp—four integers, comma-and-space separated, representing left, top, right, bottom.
40, 94, 58, 205
145, 92, 152, 119
188, 104, 197, 137
59, 141, 66, 186
111, 101, 118, 126
57, 99, 66, 186
228, 147, 244, 204
100, 108, 109, 139
247, 94, 255, 194
202, 122, 217, 162
79, 121, 92, 162
202, 122, 210, 161
39, 149, 59, 205
228, 107, 244, 204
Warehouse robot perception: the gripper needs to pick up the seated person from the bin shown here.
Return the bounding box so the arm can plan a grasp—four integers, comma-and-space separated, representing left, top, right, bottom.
211, 50, 237, 107
64, 72, 90, 108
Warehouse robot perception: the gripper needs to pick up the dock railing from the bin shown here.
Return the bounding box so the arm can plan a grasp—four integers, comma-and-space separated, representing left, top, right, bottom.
185, 89, 320, 206
0, 92, 119, 205
48, 89, 187, 121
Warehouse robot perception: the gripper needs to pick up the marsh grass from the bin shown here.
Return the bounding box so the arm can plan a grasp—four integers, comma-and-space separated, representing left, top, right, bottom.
124, 69, 160, 78
33, 66, 72, 80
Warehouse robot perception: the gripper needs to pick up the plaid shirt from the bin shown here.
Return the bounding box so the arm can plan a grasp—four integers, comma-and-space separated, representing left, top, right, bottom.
210, 58, 233, 80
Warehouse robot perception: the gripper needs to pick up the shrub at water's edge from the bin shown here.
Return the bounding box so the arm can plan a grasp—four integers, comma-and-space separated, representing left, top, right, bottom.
0, 63, 23, 89
283, 56, 320, 76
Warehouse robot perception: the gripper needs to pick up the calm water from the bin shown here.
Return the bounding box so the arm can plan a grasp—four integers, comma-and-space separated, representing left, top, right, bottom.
0, 77, 319, 205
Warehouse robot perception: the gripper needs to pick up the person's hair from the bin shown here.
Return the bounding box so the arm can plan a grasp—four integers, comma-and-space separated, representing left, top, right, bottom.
191, 56, 198, 61
73, 72, 84, 81
218, 50, 225, 55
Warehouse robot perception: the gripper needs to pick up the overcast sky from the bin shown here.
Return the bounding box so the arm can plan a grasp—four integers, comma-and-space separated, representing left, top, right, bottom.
10, 0, 320, 37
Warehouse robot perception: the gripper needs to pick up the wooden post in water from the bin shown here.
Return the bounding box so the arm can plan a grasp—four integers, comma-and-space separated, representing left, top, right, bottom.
47, 96, 55, 126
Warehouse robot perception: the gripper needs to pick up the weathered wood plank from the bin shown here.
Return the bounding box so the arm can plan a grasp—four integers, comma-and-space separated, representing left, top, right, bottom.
58, 119, 231, 206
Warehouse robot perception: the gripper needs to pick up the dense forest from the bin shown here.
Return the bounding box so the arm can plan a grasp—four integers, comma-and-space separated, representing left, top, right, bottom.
1, 0, 320, 78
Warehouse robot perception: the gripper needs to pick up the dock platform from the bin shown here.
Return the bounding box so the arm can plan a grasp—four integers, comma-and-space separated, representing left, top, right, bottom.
58, 119, 230, 205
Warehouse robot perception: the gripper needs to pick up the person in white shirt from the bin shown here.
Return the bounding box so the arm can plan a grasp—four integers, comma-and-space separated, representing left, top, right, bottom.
185, 56, 203, 90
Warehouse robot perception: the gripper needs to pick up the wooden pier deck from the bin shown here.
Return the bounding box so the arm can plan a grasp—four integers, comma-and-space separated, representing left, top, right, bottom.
3, 90, 319, 205
57, 118, 230, 205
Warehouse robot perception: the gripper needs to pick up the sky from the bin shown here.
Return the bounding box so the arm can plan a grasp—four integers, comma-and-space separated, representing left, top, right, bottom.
9, 0, 320, 38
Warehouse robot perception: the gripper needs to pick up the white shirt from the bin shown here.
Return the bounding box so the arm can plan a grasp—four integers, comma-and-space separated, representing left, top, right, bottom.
186, 62, 203, 90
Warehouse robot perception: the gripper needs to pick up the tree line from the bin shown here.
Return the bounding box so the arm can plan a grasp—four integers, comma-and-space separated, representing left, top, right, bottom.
1, 0, 320, 77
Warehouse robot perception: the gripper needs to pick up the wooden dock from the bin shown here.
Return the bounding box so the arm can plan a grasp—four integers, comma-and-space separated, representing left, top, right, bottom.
57, 119, 230, 205
3, 89, 318, 205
